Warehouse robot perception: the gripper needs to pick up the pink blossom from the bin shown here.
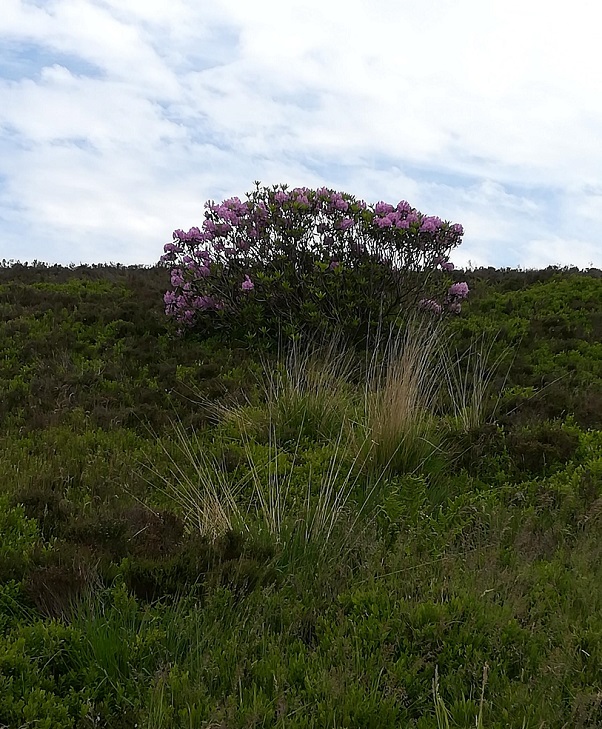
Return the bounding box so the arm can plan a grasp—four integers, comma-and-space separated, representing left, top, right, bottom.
375, 201, 394, 215
331, 194, 348, 212
419, 299, 442, 315
374, 216, 393, 228
193, 295, 220, 310
241, 275, 254, 291
448, 281, 469, 299
170, 269, 184, 287
419, 216, 442, 233
293, 193, 310, 206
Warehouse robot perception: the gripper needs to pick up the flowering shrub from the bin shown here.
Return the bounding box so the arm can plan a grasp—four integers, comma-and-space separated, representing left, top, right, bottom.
419, 278, 470, 316
161, 183, 466, 346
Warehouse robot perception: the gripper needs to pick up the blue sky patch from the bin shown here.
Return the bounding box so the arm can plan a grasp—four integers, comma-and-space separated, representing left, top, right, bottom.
0, 42, 104, 82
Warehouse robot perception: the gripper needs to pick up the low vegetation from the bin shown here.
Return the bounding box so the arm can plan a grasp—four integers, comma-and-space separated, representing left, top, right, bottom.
0, 260, 601, 727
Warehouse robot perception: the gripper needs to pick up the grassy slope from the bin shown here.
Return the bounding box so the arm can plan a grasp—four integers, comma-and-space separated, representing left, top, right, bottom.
0, 263, 601, 728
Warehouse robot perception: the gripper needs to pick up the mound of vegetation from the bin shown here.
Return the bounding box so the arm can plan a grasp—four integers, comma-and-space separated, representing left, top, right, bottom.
1, 189, 601, 727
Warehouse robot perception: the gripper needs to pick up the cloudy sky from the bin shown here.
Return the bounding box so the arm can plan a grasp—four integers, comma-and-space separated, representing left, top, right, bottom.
1, 0, 601, 269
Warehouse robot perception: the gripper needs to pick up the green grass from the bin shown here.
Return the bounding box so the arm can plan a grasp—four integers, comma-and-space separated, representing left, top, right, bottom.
0, 265, 601, 727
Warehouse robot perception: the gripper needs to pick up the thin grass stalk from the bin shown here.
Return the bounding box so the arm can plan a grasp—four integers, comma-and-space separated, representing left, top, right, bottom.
262, 328, 356, 440
241, 413, 302, 542
477, 662, 489, 729
139, 416, 245, 541
304, 422, 360, 550
433, 665, 452, 729
441, 331, 515, 431
361, 314, 443, 474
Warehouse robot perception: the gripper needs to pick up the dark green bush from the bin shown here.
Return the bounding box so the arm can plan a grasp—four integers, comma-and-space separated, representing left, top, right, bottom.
507, 421, 580, 476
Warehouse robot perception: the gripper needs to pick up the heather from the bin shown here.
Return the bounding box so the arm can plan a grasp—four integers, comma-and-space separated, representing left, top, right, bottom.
0, 258, 601, 728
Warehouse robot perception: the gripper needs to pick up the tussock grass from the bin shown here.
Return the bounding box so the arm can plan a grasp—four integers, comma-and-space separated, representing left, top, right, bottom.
357, 316, 445, 477
166, 317, 512, 555
262, 328, 358, 443
440, 330, 515, 432
143, 419, 246, 541
241, 419, 374, 568
144, 409, 374, 577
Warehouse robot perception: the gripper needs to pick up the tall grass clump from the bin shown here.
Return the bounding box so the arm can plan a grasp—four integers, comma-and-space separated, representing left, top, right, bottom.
261, 328, 359, 443
357, 315, 445, 478
145, 318, 518, 582
146, 318, 517, 567
192, 329, 357, 446
440, 330, 515, 432
144, 420, 246, 541
144, 410, 374, 577
241, 420, 374, 570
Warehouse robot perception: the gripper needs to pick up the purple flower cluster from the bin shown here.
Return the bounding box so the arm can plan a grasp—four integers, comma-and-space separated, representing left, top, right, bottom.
434, 256, 455, 272
160, 183, 465, 328
163, 288, 223, 324
418, 299, 443, 315
443, 280, 470, 314
370, 206, 464, 258
419, 261, 470, 317
448, 281, 469, 299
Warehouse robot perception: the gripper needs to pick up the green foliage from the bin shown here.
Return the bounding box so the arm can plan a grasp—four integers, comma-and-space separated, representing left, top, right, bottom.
0, 495, 42, 582
0, 262, 601, 727
216, 256, 440, 351
506, 419, 581, 477
452, 269, 602, 428
166, 184, 463, 349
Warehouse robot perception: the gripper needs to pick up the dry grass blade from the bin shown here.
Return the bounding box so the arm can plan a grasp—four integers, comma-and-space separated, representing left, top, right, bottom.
262, 329, 357, 440
360, 315, 443, 474
140, 416, 245, 542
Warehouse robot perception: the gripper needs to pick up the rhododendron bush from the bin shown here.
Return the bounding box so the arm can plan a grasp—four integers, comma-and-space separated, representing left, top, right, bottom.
161, 183, 467, 347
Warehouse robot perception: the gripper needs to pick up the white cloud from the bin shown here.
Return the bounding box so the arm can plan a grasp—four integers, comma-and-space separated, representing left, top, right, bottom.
521, 236, 601, 270
0, 0, 601, 268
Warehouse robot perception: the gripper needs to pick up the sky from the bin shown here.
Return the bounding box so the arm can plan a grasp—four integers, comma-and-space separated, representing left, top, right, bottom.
1, 0, 601, 270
